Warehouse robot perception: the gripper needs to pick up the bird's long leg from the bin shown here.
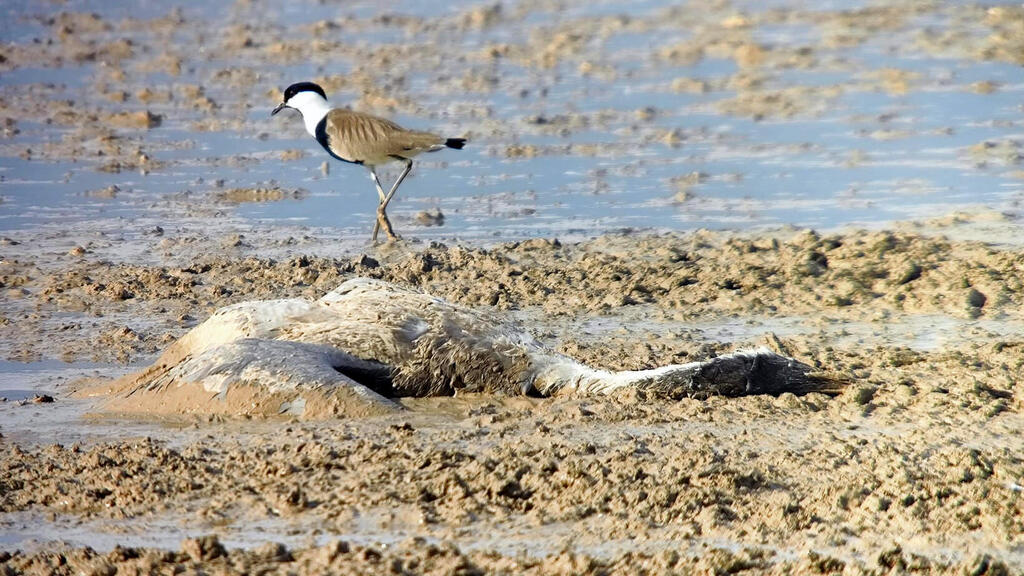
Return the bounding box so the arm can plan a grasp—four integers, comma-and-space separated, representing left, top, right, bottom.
369, 167, 396, 242
369, 167, 387, 204
380, 159, 414, 212
370, 160, 413, 242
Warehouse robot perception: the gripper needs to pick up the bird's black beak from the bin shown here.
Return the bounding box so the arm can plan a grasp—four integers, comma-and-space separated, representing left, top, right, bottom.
271, 102, 287, 116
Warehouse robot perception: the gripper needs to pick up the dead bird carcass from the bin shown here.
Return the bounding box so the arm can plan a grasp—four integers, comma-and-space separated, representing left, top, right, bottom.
105, 278, 842, 418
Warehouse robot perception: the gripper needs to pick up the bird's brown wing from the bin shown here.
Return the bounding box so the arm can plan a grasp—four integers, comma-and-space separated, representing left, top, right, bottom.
323, 109, 443, 165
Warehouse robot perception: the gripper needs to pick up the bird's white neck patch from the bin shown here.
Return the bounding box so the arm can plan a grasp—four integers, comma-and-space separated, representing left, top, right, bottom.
287, 91, 331, 137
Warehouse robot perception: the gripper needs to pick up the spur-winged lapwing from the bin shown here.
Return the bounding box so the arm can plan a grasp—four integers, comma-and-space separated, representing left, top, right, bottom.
272, 82, 466, 242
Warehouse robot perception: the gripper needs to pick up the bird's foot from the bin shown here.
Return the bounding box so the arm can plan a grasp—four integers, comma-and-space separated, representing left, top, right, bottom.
372, 208, 400, 244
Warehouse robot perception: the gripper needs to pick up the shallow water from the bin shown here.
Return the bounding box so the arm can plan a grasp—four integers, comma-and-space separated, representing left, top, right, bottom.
1, 0, 1024, 239
0, 359, 130, 445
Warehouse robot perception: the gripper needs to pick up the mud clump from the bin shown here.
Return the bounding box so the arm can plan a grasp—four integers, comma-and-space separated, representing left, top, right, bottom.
105, 110, 162, 129
215, 187, 306, 204
415, 208, 445, 227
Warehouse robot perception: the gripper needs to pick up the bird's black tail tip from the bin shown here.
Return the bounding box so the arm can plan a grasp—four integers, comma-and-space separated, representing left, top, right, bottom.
445, 138, 467, 150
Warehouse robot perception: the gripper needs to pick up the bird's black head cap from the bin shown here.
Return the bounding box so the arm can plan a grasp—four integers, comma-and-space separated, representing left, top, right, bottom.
283, 82, 327, 102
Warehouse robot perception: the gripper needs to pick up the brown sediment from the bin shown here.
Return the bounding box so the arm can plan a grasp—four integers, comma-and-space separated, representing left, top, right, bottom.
215, 187, 306, 203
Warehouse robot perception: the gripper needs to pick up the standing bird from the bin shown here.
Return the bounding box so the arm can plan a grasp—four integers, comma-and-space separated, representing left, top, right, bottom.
271, 82, 466, 242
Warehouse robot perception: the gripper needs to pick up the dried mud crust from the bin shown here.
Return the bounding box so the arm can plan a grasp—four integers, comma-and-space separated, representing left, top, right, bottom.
1, 387, 1021, 574
0, 537, 1010, 576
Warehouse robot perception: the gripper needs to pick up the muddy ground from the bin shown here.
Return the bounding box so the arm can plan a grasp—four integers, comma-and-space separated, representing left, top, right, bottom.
2, 222, 1024, 575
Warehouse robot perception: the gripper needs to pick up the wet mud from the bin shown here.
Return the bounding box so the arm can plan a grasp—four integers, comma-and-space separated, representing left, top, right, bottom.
3, 223, 1024, 574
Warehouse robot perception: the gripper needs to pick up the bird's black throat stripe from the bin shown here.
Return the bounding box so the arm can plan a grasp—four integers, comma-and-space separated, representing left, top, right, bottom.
314, 116, 362, 165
